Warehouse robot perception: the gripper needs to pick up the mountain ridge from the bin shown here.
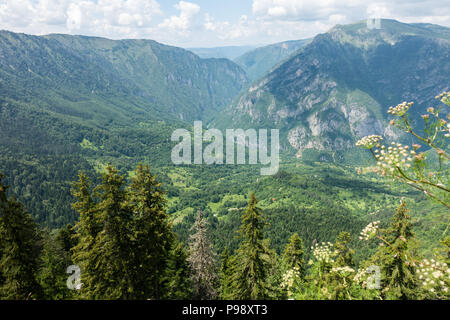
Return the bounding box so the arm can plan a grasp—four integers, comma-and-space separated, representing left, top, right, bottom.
234, 39, 311, 81
213, 19, 450, 160
0, 30, 249, 125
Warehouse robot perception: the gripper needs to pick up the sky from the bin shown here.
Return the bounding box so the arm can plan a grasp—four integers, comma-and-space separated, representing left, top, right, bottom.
0, 0, 449, 48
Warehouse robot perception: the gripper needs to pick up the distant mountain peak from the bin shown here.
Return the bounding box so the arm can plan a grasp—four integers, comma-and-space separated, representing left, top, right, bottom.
213, 20, 449, 162
328, 19, 450, 45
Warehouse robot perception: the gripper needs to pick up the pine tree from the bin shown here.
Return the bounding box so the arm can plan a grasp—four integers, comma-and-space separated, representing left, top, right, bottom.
218, 248, 234, 299
0, 174, 42, 299
324, 232, 356, 300
229, 193, 271, 300
127, 163, 174, 299
162, 239, 192, 299
334, 232, 354, 268
38, 230, 73, 299
72, 166, 134, 299
71, 165, 177, 299
71, 172, 101, 299
371, 201, 418, 300
56, 223, 77, 254
91, 165, 133, 299
187, 210, 218, 299
264, 239, 284, 299
282, 233, 305, 277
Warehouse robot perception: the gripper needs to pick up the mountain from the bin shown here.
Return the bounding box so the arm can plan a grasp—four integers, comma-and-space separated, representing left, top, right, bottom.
234, 39, 311, 81
0, 31, 248, 124
0, 30, 248, 226
213, 19, 450, 161
187, 45, 257, 60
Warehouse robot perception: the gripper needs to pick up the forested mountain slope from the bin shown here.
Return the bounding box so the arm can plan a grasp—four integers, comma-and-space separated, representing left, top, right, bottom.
0, 31, 248, 124
214, 19, 450, 161
0, 30, 249, 226
235, 39, 310, 81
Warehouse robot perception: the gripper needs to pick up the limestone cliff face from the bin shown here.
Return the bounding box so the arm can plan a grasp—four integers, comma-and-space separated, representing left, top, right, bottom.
213, 19, 450, 158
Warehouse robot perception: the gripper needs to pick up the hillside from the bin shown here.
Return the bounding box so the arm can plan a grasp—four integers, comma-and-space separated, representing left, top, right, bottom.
0, 30, 248, 226
235, 39, 310, 81
213, 19, 450, 161
0, 22, 447, 256
188, 45, 257, 60
0, 31, 248, 124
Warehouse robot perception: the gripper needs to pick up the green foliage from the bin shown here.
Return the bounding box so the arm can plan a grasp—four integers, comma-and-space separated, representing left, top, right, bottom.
0, 174, 42, 299
282, 233, 305, 278
334, 232, 355, 268
38, 229, 74, 300
358, 92, 449, 208
127, 164, 174, 299
235, 39, 309, 81
0, 166, 448, 300
218, 248, 234, 299
0, 24, 448, 301
71, 164, 176, 299
162, 239, 192, 300
226, 194, 273, 300
369, 201, 419, 299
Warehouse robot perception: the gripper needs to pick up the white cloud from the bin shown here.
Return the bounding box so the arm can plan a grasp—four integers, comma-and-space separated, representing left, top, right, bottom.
252, 0, 450, 23
158, 1, 200, 34
0, 0, 449, 47
267, 6, 287, 17
0, 0, 162, 38
0, 0, 36, 27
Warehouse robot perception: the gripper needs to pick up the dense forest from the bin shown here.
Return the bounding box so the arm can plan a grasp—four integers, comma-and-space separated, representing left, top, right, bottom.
0, 160, 448, 300
0, 86, 449, 301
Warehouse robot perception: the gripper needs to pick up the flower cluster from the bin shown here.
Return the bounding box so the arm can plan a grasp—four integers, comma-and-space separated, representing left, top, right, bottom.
436, 91, 450, 105
331, 266, 355, 276
388, 101, 413, 116
353, 267, 382, 290
311, 242, 338, 264
374, 142, 415, 173
359, 221, 380, 240
356, 135, 383, 149
281, 267, 301, 292
353, 268, 367, 287
416, 259, 450, 298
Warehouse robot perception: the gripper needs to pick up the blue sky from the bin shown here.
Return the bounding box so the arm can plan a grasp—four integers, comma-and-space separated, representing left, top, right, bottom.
0, 0, 449, 47
160, 0, 253, 23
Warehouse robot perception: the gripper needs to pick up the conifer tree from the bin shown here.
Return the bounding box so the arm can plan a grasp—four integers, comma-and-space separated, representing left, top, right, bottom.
71, 165, 177, 299
218, 248, 234, 299
187, 210, 218, 299
127, 163, 174, 299
229, 193, 271, 300
371, 201, 418, 300
324, 232, 356, 300
38, 230, 73, 299
334, 232, 354, 268
162, 239, 192, 299
282, 233, 305, 277
72, 166, 134, 299
0, 174, 42, 299
56, 223, 77, 254
91, 165, 133, 299
264, 240, 284, 299
71, 172, 101, 299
